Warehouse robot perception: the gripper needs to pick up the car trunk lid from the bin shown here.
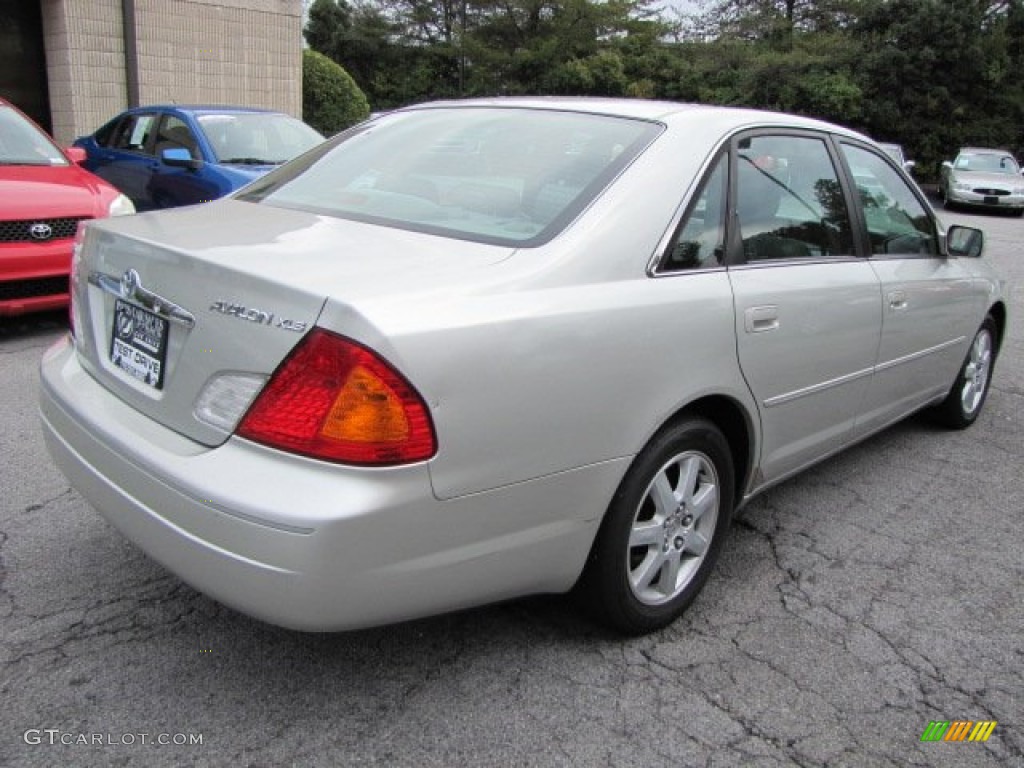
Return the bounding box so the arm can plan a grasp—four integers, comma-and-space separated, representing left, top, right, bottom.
71, 199, 514, 446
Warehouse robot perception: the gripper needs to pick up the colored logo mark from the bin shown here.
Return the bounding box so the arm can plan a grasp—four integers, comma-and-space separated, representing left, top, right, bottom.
920, 721, 997, 742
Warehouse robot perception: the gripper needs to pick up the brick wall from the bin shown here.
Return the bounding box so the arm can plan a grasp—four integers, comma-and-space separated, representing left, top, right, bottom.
42, 0, 302, 144
42, 0, 128, 144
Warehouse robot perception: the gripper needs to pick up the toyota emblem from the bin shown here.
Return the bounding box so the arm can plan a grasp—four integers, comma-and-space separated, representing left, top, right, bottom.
28, 222, 53, 241
120, 268, 141, 299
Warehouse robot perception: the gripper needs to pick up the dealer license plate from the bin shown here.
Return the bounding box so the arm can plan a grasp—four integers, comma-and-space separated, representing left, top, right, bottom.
110, 299, 168, 390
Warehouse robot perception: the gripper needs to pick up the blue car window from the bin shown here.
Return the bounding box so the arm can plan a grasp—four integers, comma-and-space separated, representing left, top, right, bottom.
155, 115, 199, 159
113, 114, 156, 154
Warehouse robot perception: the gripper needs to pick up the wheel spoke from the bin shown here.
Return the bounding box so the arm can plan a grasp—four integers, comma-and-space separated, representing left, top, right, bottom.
686, 531, 710, 557
690, 482, 718, 522
678, 455, 701, 503
630, 520, 662, 548
658, 552, 682, 595
650, 473, 677, 517
630, 550, 666, 593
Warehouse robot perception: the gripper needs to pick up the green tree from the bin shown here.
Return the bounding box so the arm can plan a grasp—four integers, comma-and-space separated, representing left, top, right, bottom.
302, 49, 370, 134
305, 0, 401, 107
851, 0, 1020, 178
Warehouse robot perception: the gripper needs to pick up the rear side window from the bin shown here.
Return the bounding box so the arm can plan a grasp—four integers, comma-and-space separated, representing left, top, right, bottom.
93, 117, 121, 148
735, 134, 855, 262
661, 153, 727, 271
841, 143, 938, 257
112, 114, 156, 154
237, 108, 662, 246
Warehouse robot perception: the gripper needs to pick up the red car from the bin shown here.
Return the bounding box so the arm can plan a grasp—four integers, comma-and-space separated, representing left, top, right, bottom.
1, 98, 134, 316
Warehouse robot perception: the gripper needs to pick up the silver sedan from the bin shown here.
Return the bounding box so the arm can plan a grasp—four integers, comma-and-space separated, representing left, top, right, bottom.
39, 99, 1006, 634
940, 146, 1024, 215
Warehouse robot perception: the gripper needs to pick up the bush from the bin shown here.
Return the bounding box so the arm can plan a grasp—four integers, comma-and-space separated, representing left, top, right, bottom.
302, 49, 370, 135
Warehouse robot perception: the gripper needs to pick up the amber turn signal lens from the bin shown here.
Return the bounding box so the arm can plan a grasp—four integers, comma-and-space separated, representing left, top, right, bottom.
321, 365, 411, 443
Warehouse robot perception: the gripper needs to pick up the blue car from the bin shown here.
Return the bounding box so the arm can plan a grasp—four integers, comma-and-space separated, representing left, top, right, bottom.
74, 105, 323, 210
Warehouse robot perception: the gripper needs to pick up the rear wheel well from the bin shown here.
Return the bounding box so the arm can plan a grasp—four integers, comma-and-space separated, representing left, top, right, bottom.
660, 395, 753, 504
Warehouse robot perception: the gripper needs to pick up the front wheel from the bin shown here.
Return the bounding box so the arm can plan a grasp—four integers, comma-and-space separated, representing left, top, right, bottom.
579, 418, 735, 634
932, 316, 997, 429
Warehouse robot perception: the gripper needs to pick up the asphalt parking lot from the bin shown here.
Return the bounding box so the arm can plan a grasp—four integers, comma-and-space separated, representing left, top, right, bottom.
2, 206, 1021, 767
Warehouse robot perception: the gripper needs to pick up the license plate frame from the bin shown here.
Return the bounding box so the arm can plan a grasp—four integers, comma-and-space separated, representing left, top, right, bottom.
983, 195, 999, 205
110, 299, 168, 390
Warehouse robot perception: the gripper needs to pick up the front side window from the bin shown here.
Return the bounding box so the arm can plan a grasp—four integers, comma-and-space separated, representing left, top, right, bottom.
154, 115, 199, 159
237, 108, 661, 246
841, 143, 938, 257
735, 134, 855, 262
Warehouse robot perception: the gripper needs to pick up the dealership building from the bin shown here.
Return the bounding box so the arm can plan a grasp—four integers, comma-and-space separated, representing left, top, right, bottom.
2, 0, 303, 144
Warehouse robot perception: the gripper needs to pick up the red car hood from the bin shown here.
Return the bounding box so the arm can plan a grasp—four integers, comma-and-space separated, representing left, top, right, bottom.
0, 164, 110, 219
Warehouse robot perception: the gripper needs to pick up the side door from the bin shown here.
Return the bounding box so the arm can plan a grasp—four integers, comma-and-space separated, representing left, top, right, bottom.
94, 111, 160, 209
727, 131, 883, 487
837, 141, 985, 438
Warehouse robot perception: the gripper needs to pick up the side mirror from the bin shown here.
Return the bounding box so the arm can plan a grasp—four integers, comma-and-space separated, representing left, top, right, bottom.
64, 146, 87, 164
941, 161, 953, 170
161, 147, 202, 170
947, 225, 984, 258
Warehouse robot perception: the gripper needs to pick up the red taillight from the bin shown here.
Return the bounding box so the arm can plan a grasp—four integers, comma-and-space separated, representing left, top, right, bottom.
236, 329, 436, 465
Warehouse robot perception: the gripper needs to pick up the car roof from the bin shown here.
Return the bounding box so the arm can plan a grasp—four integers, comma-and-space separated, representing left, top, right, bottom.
122, 104, 282, 116
397, 97, 870, 141
958, 147, 1013, 155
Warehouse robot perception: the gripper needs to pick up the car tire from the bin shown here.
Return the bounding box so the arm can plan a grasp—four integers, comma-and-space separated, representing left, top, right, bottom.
932, 316, 997, 429
579, 417, 734, 634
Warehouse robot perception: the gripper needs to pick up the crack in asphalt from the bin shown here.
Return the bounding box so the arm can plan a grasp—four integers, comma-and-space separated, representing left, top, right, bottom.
0, 528, 10, 621
731, 492, 1022, 765
21, 486, 74, 516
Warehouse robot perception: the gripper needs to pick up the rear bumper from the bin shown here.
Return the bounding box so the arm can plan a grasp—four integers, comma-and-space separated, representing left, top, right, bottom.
0, 240, 72, 315
39, 336, 618, 631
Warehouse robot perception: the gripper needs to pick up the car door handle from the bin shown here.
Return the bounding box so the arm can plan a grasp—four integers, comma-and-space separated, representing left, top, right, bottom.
888, 290, 908, 311
744, 305, 779, 333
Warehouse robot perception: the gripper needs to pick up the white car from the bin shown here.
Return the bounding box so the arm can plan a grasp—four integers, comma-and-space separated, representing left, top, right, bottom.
39, 99, 1006, 634
878, 141, 916, 173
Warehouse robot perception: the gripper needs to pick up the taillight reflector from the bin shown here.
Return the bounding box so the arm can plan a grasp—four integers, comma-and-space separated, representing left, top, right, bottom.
236, 328, 436, 465
69, 223, 86, 338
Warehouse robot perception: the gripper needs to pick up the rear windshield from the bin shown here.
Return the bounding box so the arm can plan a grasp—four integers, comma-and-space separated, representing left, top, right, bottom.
236, 107, 662, 246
